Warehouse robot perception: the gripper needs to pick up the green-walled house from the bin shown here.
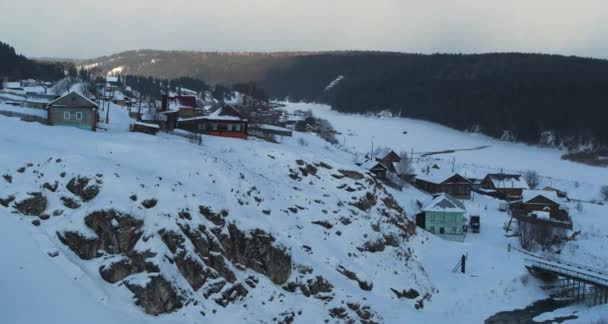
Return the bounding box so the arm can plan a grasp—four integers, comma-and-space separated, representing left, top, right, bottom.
419, 193, 468, 241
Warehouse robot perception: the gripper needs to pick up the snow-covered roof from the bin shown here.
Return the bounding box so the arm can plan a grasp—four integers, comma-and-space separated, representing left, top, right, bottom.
0, 92, 26, 102
134, 121, 160, 129
47, 91, 99, 108
487, 174, 529, 189
362, 160, 387, 171
522, 190, 559, 204
252, 124, 291, 132
113, 90, 125, 101
422, 193, 466, 213
2, 82, 21, 89
416, 168, 468, 184
205, 105, 247, 121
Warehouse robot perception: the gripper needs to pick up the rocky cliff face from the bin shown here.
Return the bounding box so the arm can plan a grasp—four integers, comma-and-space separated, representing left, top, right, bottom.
0, 140, 432, 322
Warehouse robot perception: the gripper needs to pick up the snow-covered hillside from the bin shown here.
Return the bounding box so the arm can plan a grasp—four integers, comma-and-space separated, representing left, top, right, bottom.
1, 102, 608, 323
0, 111, 431, 323
282, 102, 608, 201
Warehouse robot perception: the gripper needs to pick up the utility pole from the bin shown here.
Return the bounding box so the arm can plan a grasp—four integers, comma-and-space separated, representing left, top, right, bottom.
370, 136, 375, 160
137, 94, 142, 121
105, 85, 111, 124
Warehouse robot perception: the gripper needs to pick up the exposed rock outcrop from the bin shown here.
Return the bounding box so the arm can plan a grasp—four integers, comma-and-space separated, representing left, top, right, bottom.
124, 275, 183, 315
67, 176, 100, 202
220, 224, 292, 285
14, 193, 47, 216
58, 210, 143, 259
100, 252, 159, 283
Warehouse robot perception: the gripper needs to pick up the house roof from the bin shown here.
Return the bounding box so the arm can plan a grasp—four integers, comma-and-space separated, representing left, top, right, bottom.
422, 193, 466, 213
380, 150, 401, 165
416, 168, 471, 185
486, 173, 529, 189
362, 160, 388, 171
522, 190, 559, 204
205, 105, 247, 121
47, 91, 99, 109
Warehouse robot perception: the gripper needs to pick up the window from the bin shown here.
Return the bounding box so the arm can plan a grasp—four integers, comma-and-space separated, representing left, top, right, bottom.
430, 226, 435, 233
212, 123, 218, 131
227, 124, 233, 131
64, 112, 71, 120
198, 123, 207, 130
75, 112, 83, 120
235, 124, 241, 131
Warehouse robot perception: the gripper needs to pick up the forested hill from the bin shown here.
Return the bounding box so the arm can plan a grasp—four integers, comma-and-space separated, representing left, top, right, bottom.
82, 50, 608, 146
0, 42, 65, 81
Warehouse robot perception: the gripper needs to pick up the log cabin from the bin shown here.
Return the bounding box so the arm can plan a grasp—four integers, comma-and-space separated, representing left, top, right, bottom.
177, 105, 248, 139
481, 173, 529, 200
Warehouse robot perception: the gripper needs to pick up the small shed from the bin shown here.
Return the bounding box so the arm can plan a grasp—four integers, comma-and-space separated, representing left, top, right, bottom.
131, 121, 160, 135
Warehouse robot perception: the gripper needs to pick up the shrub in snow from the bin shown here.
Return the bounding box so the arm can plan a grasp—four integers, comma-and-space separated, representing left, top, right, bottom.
601, 185, 608, 201
524, 170, 540, 189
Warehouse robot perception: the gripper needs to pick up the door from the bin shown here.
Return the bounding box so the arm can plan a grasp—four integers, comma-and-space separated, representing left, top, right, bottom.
439, 227, 445, 234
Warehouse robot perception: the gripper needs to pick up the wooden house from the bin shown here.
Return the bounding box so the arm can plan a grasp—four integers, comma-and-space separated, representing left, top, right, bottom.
363, 160, 389, 179
481, 173, 529, 200
378, 150, 401, 165
415, 169, 472, 199
511, 190, 572, 249
46, 92, 98, 131
418, 193, 468, 241
161, 95, 198, 117
178, 105, 248, 139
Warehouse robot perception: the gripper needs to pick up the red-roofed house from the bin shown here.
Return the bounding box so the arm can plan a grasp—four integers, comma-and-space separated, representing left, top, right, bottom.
161, 94, 198, 117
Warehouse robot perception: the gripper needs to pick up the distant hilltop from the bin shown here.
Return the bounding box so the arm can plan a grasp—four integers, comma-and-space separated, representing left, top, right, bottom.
79, 49, 608, 147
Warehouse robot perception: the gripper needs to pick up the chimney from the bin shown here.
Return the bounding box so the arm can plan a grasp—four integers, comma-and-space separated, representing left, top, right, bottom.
161, 94, 168, 112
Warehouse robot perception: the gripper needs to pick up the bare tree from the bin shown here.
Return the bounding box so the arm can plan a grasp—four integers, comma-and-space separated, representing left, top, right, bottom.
600, 185, 608, 201
396, 151, 414, 175
524, 170, 540, 189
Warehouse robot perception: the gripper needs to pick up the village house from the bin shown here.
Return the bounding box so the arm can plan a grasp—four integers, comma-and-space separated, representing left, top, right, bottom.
177, 104, 248, 139
363, 160, 390, 180
161, 94, 198, 117
416, 193, 468, 241
511, 190, 572, 249
415, 167, 473, 199
481, 173, 529, 200
46, 92, 98, 131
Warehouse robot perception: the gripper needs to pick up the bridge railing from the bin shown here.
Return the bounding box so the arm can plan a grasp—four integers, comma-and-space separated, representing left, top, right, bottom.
524, 258, 608, 287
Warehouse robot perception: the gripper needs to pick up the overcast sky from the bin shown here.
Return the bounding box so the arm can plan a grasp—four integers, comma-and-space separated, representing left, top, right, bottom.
2, 0, 608, 59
